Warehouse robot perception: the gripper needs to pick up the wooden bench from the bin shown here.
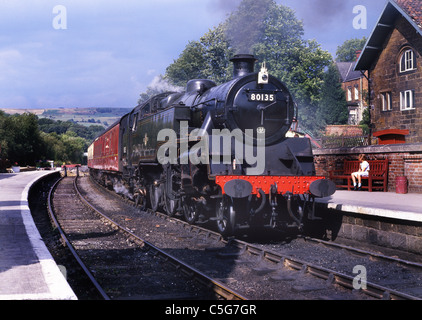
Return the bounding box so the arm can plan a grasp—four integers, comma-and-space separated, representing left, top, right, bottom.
328, 159, 389, 192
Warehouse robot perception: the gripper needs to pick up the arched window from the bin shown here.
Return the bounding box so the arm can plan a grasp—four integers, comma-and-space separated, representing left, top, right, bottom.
399, 48, 416, 73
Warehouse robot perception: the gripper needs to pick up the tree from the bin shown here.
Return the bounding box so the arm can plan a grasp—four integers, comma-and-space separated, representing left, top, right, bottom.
199, 23, 233, 83
60, 132, 86, 164
336, 37, 367, 62
1, 113, 44, 166
0, 111, 8, 162
0, 112, 104, 167
318, 62, 349, 128
165, 24, 233, 87
166, 41, 207, 87
359, 105, 371, 135
40, 131, 86, 165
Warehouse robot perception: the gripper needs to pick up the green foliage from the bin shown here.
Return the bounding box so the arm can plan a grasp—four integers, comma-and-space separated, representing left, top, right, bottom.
199, 24, 234, 83
317, 62, 349, 128
40, 131, 85, 165
38, 118, 103, 141
0, 111, 104, 166
0, 113, 44, 166
336, 37, 367, 62
165, 24, 234, 86
166, 41, 207, 86
359, 106, 371, 135
38, 119, 103, 165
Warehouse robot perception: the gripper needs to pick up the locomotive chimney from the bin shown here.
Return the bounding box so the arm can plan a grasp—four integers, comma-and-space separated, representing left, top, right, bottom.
230, 54, 257, 78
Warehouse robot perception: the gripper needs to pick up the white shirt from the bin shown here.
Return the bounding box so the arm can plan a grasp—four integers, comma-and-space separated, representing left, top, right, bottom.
360, 161, 370, 176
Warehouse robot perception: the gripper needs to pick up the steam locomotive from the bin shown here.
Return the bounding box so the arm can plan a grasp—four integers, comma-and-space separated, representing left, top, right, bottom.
88, 54, 335, 235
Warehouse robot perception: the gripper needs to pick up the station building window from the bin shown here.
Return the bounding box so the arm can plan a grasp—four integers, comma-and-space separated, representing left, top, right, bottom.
400, 90, 415, 110
381, 92, 392, 111
399, 48, 416, 73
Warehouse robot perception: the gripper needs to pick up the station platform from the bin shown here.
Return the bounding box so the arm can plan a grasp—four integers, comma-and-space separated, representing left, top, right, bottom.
317, 190, 422, 223
0, 170, 77, 300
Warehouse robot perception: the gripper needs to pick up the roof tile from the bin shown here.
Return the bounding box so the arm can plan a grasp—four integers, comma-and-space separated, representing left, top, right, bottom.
395, 0, 422, 28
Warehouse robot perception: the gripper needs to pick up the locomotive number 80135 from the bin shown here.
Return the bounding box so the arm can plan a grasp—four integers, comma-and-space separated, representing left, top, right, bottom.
248, 92, 276, 102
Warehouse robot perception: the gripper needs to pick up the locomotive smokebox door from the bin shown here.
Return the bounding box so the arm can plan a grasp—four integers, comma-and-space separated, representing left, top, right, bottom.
224, 179, 253, 198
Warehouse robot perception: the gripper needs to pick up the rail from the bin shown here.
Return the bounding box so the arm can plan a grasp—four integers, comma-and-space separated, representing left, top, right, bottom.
73, 175, 247, 301
47, 177, 111, 300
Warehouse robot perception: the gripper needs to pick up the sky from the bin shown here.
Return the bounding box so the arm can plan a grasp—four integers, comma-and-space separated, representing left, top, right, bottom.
0, 0, 388, 109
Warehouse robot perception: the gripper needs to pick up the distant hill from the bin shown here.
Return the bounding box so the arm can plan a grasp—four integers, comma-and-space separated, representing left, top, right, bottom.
0, 107, 132, 128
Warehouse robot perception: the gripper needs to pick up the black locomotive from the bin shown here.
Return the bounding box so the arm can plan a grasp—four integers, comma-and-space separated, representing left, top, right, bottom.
88, 54, 335, 235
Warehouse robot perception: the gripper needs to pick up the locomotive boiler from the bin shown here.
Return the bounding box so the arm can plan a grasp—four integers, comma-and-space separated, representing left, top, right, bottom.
88, 54, 335, 235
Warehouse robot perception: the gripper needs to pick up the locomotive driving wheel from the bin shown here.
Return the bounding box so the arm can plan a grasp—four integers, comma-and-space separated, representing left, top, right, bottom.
183, 197, 199, 225
164, 188, 178, 217
216, 195, 236, 236
149, 183, 162, 212
163, 165, 180, 217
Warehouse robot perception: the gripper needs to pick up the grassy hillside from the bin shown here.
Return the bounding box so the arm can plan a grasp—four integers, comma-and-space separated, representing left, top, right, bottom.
0, 107, 132, 128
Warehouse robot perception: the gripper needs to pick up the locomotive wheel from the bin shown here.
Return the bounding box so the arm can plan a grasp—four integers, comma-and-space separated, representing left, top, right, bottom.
164, 190, 178, 217
216, 195, 236, 236
163, 165, 180, 217
149, 184, 162, 212
183, 199, 199, 225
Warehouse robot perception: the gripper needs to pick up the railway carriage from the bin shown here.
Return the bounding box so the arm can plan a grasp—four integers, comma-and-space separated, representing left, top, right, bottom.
88, 121, 120, 172
88, 54, 335, 235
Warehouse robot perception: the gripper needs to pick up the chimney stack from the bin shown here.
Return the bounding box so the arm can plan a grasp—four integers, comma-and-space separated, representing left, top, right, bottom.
230, 54, 257, 78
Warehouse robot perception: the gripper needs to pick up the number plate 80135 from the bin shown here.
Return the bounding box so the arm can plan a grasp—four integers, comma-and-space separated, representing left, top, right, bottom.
248, 93, 275, 102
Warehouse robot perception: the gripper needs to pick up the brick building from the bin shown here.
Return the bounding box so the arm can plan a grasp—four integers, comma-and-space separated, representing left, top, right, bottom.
315, 0, 422, 193
336, 56, 369, 125
355, 0, 422, 143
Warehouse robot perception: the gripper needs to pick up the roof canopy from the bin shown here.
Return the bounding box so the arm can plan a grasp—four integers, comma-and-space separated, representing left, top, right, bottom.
355, 0, 422, 71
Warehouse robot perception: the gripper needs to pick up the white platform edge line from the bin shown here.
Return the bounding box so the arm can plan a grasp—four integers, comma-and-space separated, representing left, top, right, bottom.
19, 171, 77, 300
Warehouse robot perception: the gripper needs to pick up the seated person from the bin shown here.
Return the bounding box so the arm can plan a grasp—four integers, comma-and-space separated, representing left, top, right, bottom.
351, 154, 370, 191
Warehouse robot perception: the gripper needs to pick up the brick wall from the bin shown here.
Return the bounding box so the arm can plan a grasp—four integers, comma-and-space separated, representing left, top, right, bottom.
404, 155, 422, 190
325, 125, 363, 136
313, 143, 422, 193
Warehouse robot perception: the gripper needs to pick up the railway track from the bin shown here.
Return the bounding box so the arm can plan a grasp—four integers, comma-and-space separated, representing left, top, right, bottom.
81, 176, 422, 300
49, 175, 422, 300
48, 176, 246, 300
